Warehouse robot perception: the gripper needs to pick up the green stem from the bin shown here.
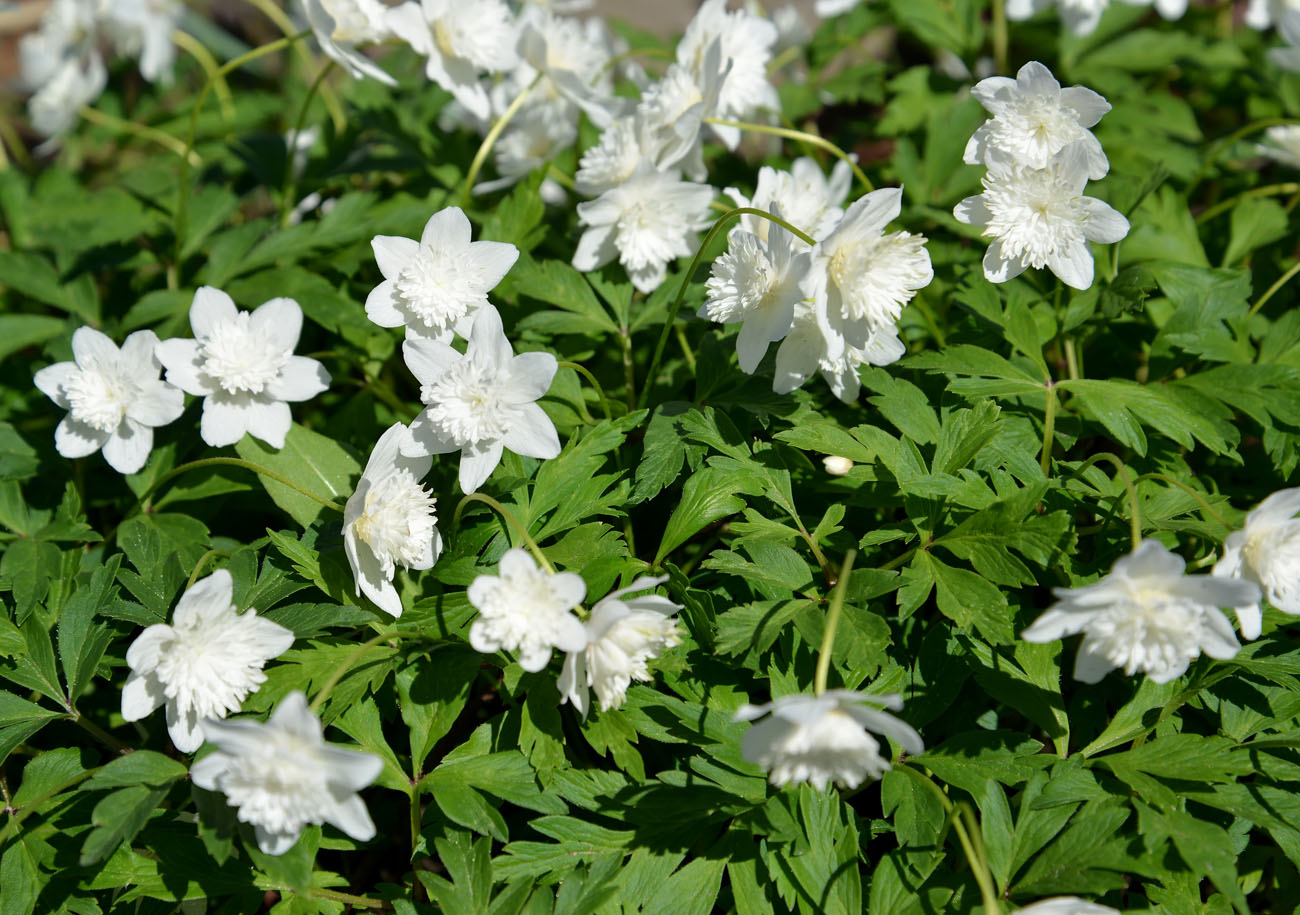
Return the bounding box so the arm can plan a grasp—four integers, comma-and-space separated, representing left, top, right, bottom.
619, 327, 638, 411
557, 361, 613, 421
135, 457, 344, 516
991, 0, 1009, 74
452, 493, 553, 572
636, 206, 816, 410
1066, 453, 1143, 550
674, 324, 697, 372
0, 767, 101, 846
1132, 473, 1229, 527
909, 291, 946, 347
310, 629, 397, 714
1040, 383, 1057, 476
80, 107, 200, 165
878, 548, 916, 572
306, 887, 390, 910
1196, 182, 1300, 225
704, 117, 874, 192
72, 713, 132, 755
280, 60, 336, 227
1249, 260, 1300, 317
186, 548, 228, 590
462, 74, 542, 205
813, 551, 856, 695
172, 29, 234, 122
547, 165, 576, 190
1186, 118, 1300, 194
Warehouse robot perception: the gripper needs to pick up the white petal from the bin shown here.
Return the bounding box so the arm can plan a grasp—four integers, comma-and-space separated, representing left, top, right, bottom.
1059, 86, 1111, 127
953, 195, 991, 227
1072, 639, 1115, 683
406, 411, 461, 456
267, 357, 330, 402
71, 326, 119, 369
121, 671, 166, 721
174, 569, 234, 627
320, 744, 384, 791
255, 825, 302, 856
468, 240, 520, 288
166, 700, 205, 753
33, 362, 78, 408
188, 752, 228, 789
419, 206, 472, 250
459, 440, 504, 494
118, 330, 163, 377
1080, 198, 1129, 244
325, 793, 377, 842
1200, 612, 1242, 660
55, 415, 110, 459
269, 691, 322, 742
1234, 603, 1263, 641
125, 381, 185, 427
467, 306, 513, 373
190, 287, 239, 339
245, 399, 292, 449
103, 421, 153, 474
365, 281, 406, 327
983, 239, 1028, 284
250, 297, 304, 352
403, 337, 461, 387
1046, 243, 1095, 291
503, 352, 557, 403
200, 394, 251, 448
572, 223, 617, 272
502, 403, 560, 460
155, 339, 213, 396
558, 650, 590, 718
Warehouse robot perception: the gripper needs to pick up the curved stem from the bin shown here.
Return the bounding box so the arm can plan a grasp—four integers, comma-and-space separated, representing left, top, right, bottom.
72, 713, 132, 755
557, 361, 613, 421
172, 29, 234, 122
909, 290, 946, 347
1132, 473, 1230, 527
280, 60, 336, 227
310, 629, 397, 714
704, 117, 873, 192
136, 456, 344, 516
186, 548, 228, 591
80, 107, 200, 165
898, 766, 1002, 915
1196, 182, 1300, 225
1249, 260, 1300, 317
1186, 118, 1300, 194
1067, 453, 1142, 550
814, 550, 856, 695
307, 888, 390, 910
453, 493, 552, 572
636, 206, 816, 410
1040, 383, 1057, 476
462, 74, 542, 205
241, 0, 346, 131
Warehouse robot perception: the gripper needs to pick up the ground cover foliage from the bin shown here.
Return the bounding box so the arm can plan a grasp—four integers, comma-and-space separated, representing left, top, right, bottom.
2, 0, 1300, 913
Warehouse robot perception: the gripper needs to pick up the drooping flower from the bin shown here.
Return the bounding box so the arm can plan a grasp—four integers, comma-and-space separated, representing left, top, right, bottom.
301, 0, 398, 85
344, 423, 441, 618
965, 61, 1111, 179
635, 50, 726, 181
366, 206, 519, 341
1213, 488, 1300, 640
736, 690, 925, 790
558, 576, 681, 716
467, 548, 587, 671
1257, 124, 1300, 169
155, 288, 330, 449
953, 144, 1128, 290
190, 691, 382, 855
813, 186, 932, 351
402, 306, 560, 494
1022, 539, 1261, 684
573, 159, 715, 294
1016, 899, 1121, 915
121, 570, 294, 753
34, 327, 184, 474
700, 223, 811, 373
386, 0, 519, 120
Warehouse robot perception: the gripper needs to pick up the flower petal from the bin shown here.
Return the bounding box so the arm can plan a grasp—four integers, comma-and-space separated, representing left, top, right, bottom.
33, 362, 78, 408
502, 403, 560, 460
459, 440, 504, 494
245, 399, 293, 449
190, 286, 239, 339
371, 235, 419, 279
200, 394, 251, 448
267, 357, 330, 402
55, 416, 110, 459
251, 297, 304, 352
121, 670, 166, 721
71, 326, 119, 369
103, 421, 153, 474
126, 380, 185, 427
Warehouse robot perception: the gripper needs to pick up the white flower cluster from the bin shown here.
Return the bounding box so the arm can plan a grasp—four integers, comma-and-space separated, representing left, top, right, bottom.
701, 165, 930, 402
20, 0, 182, 139
1006, 0, 1187, 37
35, 289, 329, 472
954, 61, 1128, 291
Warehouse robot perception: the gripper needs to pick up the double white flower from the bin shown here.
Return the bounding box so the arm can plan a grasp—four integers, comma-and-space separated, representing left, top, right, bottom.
736, 690, 924, 791
559, 576, 682, 717
191, 691, 382, 855
35, 327, 184, 474
156, 287, 330, 449
121, 569, 294, 753
403, 306, 560, 494
1022, 540, 1261, 684
301, 0, 398, 85
1213, 488, 1300, 639
468, 548, 587, 672
344, 423, 442, 618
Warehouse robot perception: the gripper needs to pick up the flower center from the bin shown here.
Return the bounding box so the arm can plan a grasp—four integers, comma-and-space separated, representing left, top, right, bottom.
827, 232, 929, 328
219, 735, 327, 836
65, 368, 132, 432
422, 360, 512, 446
983, 169, 1083, 269
200, 314, 290, 395
393, 251, 474, 334
353, 471, 437, 574
152, 614, 272, 720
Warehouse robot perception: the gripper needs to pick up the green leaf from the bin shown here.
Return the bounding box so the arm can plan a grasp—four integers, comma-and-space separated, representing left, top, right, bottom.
0, 315, 66, 363
235, 423, 359, 527
1079, 676, 1178, 756
0, 251, 98, 321
919, 730, 1050, 794
79, 784, 169, 866
1060, 377, 1233, 456
1158, 809, 1250, 914
655, 467, 756, 564
0, 833, 51, 915
1223, 197, 1288, 267
85, 751, 188, 790
0, 424, 39, 482
513, 255, 619, 337
396, 647, 481, 775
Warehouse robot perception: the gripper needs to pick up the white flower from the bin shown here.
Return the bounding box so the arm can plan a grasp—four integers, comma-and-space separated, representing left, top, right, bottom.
387, 0, 519, 120
100, 0, 182, 84
121, 569, 294, 753
190, 691, 382, 855
954, 144, 1128, 290
367, 206, 519, 341
823, 455, 853, 476
515, 9, 621, 127
34, 327, 184, 474
1022, 539, 1261, 684
635, 52, 725, 181
1125, 0, 1187, 19
1269, 10, 1300, 73
965, 61, 1111, 179
573, 159, 715, 294
815, 0, 861, 15
558, 576, 681, 717
1005, 0, 1111, 36
1213, 488, 1300, 640
701, 224, 811, 373
1247, 0, 1300, 30
403, 305, 560, 494
301, 0, 398, 85
467, 548, 587, 671
474, 103, 577, 196
814, 187, 932, 351
344, 423, 441, 618
28, 53, 106, 139
773, 297, 905, 402
1257, 124, 1300, 169
155, 288, 330, 449
736, 690, 924, 790
725, 157, 853, 246
19, 0, 97, 91
1016, 899, 1120, 915
575, 119, 648, 196
676, 0, 779, 147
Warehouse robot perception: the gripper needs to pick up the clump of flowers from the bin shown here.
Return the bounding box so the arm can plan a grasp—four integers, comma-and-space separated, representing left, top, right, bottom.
467, 548, 588, 672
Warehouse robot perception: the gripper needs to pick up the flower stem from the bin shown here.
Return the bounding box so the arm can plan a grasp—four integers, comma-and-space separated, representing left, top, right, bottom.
186, 548, 228, 591
135, 456, 345, 516
1132, 473, 1229, 527
280, 59, 336, 228
909, 290, 946, 347
991, 0, 1009, 74
636, 206, 815, 411
79, 107, 200, 165
704, 117, 874, 193
462, 74, 542, 205
310, 629, 397, 714
1249, 260, 1300, 317
898, 765, 1002, 914
1068, 453, 1142, 550
1185, 117, 1300, 195
172, 29, 234, 122
452, 493, 553, 572
1196, 182, 1300, 225
306, 887, 390, 909
813, 550, 856, 696
557, 361, 613, 422
71, 713, 132, 756
1040, 382, 1057, 476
